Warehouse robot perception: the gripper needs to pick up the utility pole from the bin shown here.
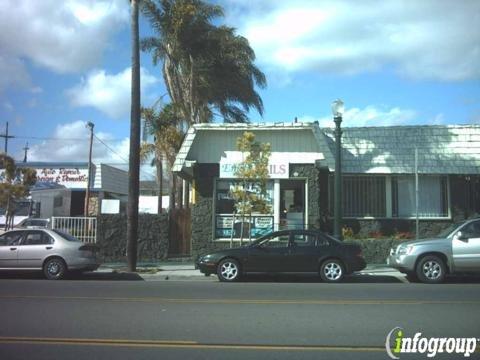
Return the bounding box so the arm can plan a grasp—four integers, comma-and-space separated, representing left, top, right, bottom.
127, 0, 141, 272
23, 142, 29, 162
85, 122, 95, 216
0, 122, 15, 154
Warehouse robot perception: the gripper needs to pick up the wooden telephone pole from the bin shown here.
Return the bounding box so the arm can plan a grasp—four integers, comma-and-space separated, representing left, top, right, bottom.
0, 122, 15, 154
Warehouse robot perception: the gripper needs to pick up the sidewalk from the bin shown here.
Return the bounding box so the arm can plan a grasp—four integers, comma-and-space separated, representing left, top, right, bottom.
97, 262, 404, 282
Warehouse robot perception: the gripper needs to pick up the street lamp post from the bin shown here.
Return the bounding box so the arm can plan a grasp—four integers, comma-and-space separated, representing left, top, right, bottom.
332, 99, 344, 240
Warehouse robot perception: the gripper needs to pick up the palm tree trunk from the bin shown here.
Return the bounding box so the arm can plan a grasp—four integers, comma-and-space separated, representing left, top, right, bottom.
127, 0, 141, 272
156, 155, 163, 214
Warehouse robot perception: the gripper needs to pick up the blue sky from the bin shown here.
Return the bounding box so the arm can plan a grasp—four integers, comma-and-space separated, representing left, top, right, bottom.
0, 0, 479, 180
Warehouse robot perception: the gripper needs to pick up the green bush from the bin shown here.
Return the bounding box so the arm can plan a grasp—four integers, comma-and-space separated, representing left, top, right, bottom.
346, 238, 410, 264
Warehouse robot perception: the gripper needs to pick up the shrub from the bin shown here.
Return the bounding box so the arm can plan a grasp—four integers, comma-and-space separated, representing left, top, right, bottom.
342, 226, 355, 240
347, 238, 410, 264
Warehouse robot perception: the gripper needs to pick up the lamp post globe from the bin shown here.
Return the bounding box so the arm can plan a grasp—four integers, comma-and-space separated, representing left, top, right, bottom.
331, 99, 345, 118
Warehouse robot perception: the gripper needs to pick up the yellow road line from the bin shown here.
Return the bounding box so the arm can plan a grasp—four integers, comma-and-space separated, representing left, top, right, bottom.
0, 336, 385, 352
0, 295, 478, 305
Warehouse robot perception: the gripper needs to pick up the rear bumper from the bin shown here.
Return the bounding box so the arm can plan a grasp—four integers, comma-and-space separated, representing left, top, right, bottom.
67, 258, 101, 271
347, 256, 367, 273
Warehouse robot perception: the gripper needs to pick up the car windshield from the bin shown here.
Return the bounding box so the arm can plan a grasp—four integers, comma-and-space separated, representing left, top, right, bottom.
52, 229, 81, 242
437, 221, 465, 238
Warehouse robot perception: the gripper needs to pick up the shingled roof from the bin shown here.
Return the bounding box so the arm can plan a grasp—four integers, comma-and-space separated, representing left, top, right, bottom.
173, 123, 480, 175
323, 125, 480, 174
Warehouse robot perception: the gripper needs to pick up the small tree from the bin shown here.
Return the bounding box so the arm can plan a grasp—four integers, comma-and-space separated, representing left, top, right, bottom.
0, 154, 37, 230
230, 132, 271, 245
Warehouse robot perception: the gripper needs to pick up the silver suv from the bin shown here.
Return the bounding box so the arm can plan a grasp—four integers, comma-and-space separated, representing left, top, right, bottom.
387, 218, 480, 283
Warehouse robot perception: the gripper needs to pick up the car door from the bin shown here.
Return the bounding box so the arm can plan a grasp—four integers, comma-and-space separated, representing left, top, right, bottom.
246, 232, 291, 273
17, 230, 55, 268
0, 231, 24, 268
287, 231, 320, 272
452, 220, 480, 271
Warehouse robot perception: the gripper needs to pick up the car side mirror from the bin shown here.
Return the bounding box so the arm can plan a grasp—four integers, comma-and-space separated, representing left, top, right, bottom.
456, 231, 469, 242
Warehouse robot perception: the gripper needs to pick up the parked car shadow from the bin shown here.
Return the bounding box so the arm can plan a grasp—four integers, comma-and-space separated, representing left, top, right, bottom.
67, 271, 144, 281
0, 271, 144, 281
239, 273, 403, 283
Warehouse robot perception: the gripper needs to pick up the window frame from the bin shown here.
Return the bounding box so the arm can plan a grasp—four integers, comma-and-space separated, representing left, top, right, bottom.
328, 174, 451, 220
21, 230, 54, 246
213, 178, 275, 240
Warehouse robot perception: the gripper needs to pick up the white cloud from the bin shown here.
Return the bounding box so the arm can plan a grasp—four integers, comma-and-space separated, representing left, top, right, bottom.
0, 55, 32, 91
3, 101, 13, 112
67, 67, 160, 119
226, 0, 480, 81
28, 121, 130, 164
0, 0, 128, 90
299, 105, 418, 127
27, 120, 157, 180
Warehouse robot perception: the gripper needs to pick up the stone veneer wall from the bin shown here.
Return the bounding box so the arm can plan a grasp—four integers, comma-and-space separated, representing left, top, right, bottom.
96, 213, 169, 262
190, 163, 322, 258
191, 164, 227, 257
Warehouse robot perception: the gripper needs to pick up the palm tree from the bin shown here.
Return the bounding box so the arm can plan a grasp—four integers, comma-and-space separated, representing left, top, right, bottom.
141, 0, 266, 124
127, 0, 141, 272
141, 104, 184, 212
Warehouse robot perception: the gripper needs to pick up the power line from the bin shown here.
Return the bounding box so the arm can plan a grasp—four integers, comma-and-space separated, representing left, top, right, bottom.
93, 134, 157, 179
93, 134, 128, 163
13, 136, 126, 142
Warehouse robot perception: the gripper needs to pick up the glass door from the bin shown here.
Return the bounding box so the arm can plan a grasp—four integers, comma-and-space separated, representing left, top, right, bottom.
279, 179, 305, 230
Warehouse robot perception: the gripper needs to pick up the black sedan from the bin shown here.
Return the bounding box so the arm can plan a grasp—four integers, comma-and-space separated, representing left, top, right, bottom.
196, 230, 366, 282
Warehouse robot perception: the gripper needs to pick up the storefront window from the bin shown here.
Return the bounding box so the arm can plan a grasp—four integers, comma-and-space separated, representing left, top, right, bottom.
329, 175, 386, 218
215, 180, 274, 239
392, 176, 448, 218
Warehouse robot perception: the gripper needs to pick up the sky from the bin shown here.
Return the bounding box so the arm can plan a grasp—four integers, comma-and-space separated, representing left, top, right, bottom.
0, 0, 479, 180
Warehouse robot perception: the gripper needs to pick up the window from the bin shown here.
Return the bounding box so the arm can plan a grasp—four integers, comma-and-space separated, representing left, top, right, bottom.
215, 179, 273, 239
258, 233, 290, 248
54, 196, 63, 208
460, 221, 480, 238
392, 176, 448, 218
329, 175, 450, 219
292, 233, 317, 247
0, 232, 23, 246
23, 231, 53, 245
329, 176, 386, 217
52, 229, 81, 242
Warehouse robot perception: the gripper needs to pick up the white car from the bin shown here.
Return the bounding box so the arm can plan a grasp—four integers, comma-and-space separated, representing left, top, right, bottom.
15, 218, 50, 229
0, 228, 100, 279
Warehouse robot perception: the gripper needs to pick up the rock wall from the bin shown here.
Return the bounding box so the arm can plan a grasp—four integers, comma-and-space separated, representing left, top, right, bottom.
96, 213, 169, 262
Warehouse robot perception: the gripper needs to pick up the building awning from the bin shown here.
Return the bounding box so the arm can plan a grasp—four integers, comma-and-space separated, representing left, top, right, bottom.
173, 122, 335, 178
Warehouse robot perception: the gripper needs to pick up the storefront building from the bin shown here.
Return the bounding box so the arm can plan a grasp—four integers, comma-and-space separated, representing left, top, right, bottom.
174, 122, 480, 257
16, 162, 128, 218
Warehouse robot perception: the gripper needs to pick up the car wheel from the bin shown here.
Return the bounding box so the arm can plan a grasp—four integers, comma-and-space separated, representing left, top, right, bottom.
217, 258, 241, 282
43, 257, 67, 280
416, 255, 446, 284
320, 259, 344, 282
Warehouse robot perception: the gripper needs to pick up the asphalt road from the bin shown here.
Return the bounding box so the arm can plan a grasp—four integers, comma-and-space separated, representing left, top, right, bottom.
1, 273, 480, 360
